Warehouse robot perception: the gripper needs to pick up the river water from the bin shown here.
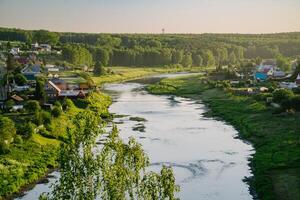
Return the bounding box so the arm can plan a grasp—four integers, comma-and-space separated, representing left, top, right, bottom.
17, 74, 254, 200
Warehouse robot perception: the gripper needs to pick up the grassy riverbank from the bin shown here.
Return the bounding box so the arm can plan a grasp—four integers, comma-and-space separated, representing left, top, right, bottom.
147, 75, 300, 200
0, 92, 111, 199
1, 66, 194, 199
92, 66, 204, 85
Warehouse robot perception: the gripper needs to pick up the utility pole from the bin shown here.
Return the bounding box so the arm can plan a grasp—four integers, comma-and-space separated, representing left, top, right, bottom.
162, 28, 165, 34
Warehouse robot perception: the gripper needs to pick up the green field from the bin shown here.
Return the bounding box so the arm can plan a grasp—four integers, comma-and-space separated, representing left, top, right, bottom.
147, 75, 300, 200
91, 66, 204, 85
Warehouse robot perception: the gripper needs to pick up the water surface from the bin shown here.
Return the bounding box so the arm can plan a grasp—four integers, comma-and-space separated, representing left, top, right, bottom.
17, 74, 253, 200
104, 80, 254, 200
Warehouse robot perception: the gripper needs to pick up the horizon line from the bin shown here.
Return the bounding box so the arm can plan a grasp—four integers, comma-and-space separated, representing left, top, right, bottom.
1, 26, 300, 35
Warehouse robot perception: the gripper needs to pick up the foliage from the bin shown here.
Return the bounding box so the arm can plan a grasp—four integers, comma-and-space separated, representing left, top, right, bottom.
0, 117, 16, 153
91, 48, 109, 66
5, 100, 15, 111
14, 73, 27, 86
2, 27, 300, 69
272, 89, 294, 104
93, 61, 105, 76
17, 122, 35, 139
0, 139, 58, 198
51, 106, 62, 118
24, 100, 41, 112
181, 53, 193, 68
34, 111, 51, 126
32, 30, 59, 45
86, 92, 112, 115
79, 72, 95, 87
35, 77, 46, 101
62, 98, 75, 111
6, 53, 16, 73
62, 44, 93, 67
44, 111, 179, 200
290, 95, 300, 111
276, 54, 290, 71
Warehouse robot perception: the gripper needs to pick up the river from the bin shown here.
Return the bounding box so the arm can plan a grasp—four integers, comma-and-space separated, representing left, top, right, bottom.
17, 73, 254, 200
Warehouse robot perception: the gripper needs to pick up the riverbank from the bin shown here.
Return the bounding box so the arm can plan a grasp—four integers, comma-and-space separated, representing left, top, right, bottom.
0, 92, 112, 199
147, 75, 300, 200
92, 66, 205, 85
1, 67, 189, 199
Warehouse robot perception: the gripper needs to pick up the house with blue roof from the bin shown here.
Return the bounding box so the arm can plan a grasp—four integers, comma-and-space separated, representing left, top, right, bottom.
21, 64, 41, 81
254, 72, 268, 81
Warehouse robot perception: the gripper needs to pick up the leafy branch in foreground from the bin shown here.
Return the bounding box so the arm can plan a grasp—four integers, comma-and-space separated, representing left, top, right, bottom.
41, 111, 179, 200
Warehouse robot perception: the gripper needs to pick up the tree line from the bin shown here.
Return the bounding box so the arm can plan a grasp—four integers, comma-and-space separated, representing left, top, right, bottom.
1, 27, 300, 69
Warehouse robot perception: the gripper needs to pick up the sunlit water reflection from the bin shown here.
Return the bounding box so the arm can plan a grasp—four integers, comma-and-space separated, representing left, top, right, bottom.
17, 74, 254, 200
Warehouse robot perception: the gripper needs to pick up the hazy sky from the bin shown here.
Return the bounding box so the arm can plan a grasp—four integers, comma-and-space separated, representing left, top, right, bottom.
0, 0, 299, 34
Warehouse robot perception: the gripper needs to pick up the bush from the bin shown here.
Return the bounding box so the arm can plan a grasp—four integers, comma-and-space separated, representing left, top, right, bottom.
18, 122, 35, 139
272, 89, 294, 104
14, 73, 27, 86
62, 99, 75, 110
0, 117, 16, 154
5, 100, 15, 111
51, 106, 62, 117
290, 95, 300, 111
14, 135, 23, 144
41, 111, 51, 125
25, 100, 41, 112
292, 87, 300, 94
253, 93, 272, 102
54, 101, 62, 107
34, 111, 51, 125
73, 99, 88, 109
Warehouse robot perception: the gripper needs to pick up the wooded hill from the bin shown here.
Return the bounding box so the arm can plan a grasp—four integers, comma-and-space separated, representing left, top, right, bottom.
1, 27, 300, 68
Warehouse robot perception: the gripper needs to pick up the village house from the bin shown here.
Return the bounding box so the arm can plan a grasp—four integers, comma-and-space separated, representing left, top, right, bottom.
13, 85, 30, 92
10, 47, 20, 56
255, 62, 286, 80
44, 79, 90, 100
45, 64, 60, 73
21, 64, 41, 81
31, 42, 51, 52
10, 94, 24, 111
279, 82, 298, 90
254, 72, 268, 81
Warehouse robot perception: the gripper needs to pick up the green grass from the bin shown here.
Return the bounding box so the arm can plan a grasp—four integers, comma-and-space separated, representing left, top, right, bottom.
0, 92, 111, 199
31, 133, 60, 146
92, 66, 203, 85
0, 138, 58, 198
147, 75, 300, 200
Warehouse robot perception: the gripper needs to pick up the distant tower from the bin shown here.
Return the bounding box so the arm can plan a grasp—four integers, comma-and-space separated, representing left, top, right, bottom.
162, 28, 165, 34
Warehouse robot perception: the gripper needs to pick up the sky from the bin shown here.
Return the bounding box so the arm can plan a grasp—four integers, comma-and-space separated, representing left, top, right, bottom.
0, 0, 300, 34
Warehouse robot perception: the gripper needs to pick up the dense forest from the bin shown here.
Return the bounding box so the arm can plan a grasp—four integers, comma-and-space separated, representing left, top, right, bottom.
1, 27, 300, 68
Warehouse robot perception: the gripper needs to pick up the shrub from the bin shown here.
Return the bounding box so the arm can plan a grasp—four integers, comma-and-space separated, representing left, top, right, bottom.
272, 89, 294, 104
34, 111, 51, 125
18, 122, 35, 139
0, 117, 16, 154
14, 73, 27, 86
51, 106, 62, 117
290, 95, 300, 111
14, 135, 23, 144
25, 100, 41, 112
41, 111, 51, 125
62, 99, 75, 110
73, 99, 88, 109
5, 100, 14, 111
54, 101, 62, 108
